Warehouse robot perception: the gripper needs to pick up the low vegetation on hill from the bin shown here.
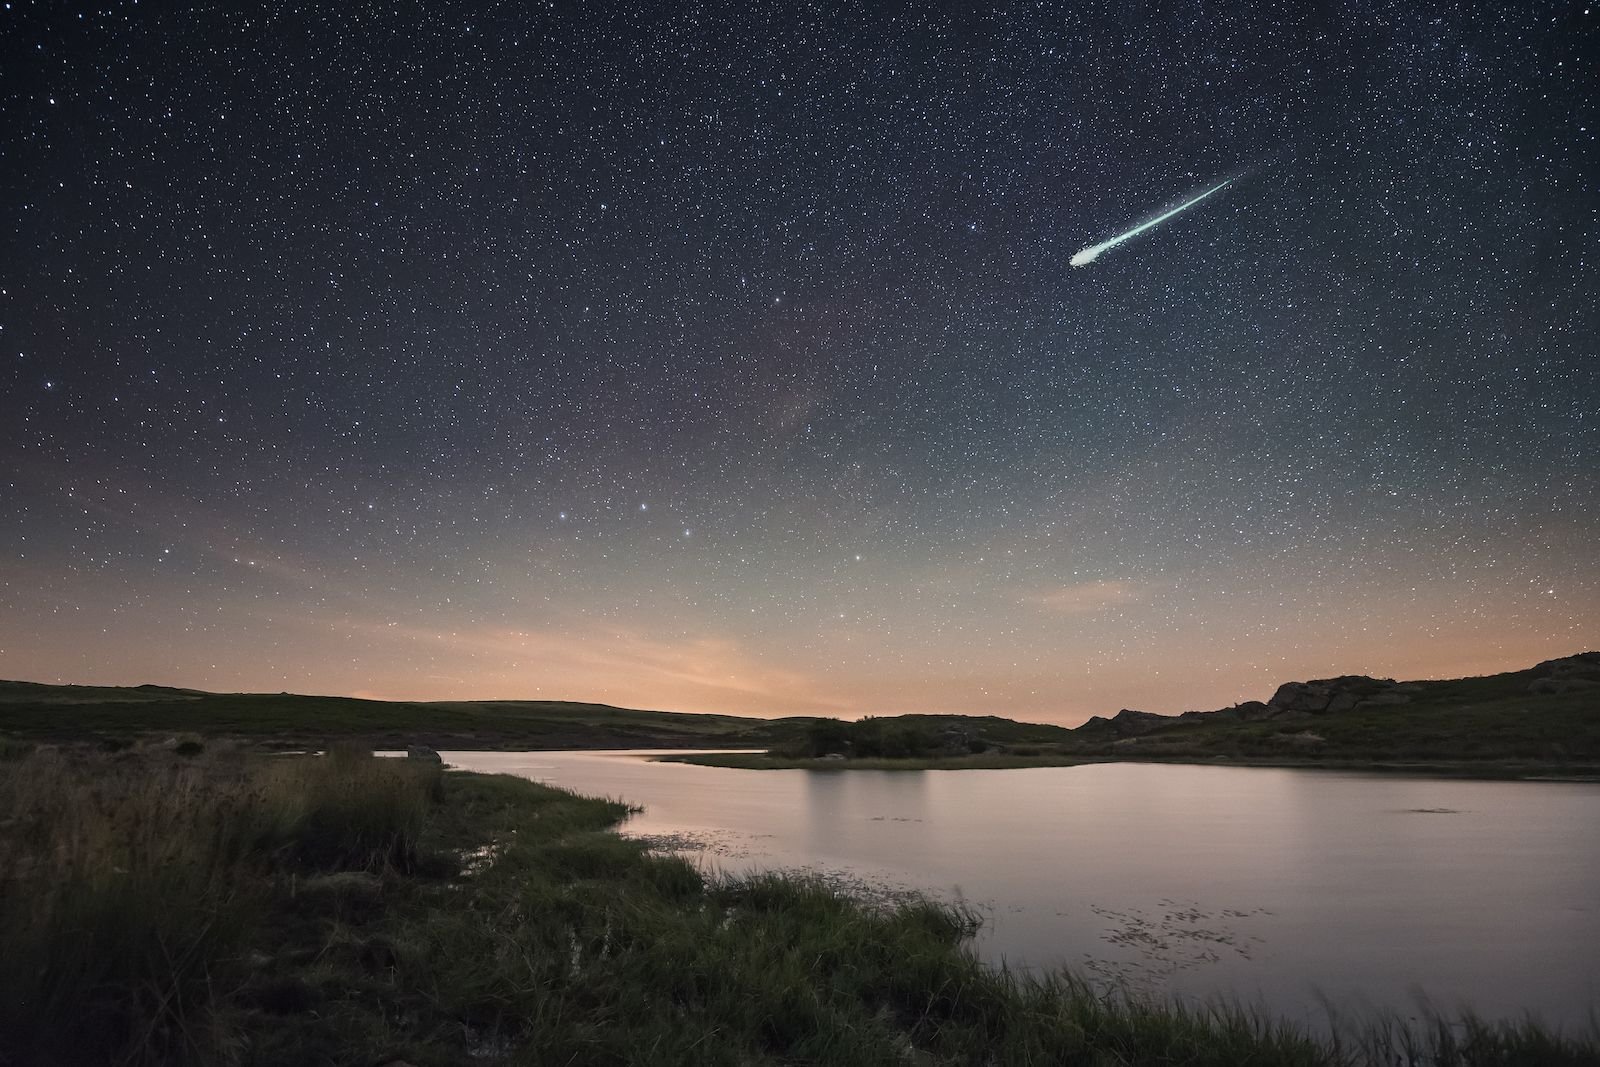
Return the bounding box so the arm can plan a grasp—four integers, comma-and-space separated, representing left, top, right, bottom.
3, 654, 1595, 775
0, 680, 798, 751
1057, 653, 1600, 772
677, 654, 1600, 774
773, 714, 1070, 759
2, 744, 1593, 1065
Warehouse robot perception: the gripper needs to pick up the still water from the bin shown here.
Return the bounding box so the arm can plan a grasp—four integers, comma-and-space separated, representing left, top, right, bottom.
443, 751, 1600, 1029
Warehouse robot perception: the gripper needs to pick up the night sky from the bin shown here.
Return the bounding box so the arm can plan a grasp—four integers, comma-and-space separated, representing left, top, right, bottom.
2, 2, 1595, 722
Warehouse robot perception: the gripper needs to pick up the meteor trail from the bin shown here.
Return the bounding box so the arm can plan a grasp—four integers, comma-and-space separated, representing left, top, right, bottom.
1070, 178, 1235, 267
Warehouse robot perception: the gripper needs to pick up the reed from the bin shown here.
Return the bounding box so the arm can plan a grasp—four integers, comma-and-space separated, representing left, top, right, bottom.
0, 744, 443, 1064
2, 745, 1595, 1065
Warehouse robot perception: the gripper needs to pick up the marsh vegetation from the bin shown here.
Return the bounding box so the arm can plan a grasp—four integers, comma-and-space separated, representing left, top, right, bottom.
1, 743, 1596, 1064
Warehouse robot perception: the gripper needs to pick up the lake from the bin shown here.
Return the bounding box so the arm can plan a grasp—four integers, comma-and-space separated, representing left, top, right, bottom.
442, 751, 1600, 1031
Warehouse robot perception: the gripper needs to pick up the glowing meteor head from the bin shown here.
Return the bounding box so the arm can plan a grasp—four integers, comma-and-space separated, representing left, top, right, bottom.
1069, 246, 1100, 267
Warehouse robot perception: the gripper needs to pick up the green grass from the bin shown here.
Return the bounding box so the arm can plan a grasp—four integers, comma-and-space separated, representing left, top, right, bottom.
1075, 684, 1600, 769
0, 681, 802, 750
0, 742, 448, 1063
685, 661, 1599, 777
5, 657, 1595, 775
3, 745, 1596, 1065
0, 682, 1077, 755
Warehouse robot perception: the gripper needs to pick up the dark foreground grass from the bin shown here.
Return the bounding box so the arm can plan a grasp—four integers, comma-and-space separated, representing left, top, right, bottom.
0, 743, 446, 1064
2, 746, 1595, 1066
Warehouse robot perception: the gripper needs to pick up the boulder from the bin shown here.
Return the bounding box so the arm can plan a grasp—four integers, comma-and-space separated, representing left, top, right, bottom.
1269, 682, 1334, 713
406, 745, 443, 763
1326, 691, 1361, 713
1269, 675, 1399, 715
1232, 700, 1274, 721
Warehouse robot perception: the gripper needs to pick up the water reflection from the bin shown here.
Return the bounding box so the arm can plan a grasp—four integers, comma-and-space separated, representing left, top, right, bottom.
804, 767, 929, 856
444, 752, 1600, 1030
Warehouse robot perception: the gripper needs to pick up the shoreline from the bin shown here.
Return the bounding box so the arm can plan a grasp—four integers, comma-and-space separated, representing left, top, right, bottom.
4, 745, 1597, 1064
659, 750, 1600, 781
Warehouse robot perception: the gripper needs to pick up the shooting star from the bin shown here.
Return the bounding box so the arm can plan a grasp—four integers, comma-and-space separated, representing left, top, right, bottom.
1070, 177, 1236, 267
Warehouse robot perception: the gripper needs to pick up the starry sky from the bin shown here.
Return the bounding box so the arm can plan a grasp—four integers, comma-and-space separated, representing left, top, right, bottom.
2, 2, 1595, 723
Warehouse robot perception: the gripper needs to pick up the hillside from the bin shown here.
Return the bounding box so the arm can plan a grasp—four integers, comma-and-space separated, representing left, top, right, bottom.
0, 682, 800, 751
1061, 652, 1600, 769
0, 678, 1092, 752
3, 653, 1596, 769
675, 654, 1600, 774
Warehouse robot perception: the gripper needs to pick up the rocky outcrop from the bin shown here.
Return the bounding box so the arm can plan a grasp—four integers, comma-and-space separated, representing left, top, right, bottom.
1266, 675, 1411, 715
1179, 706, 1236, 724
1231, 700, 1274, 721
1077, 708, 1189, 738
1106, 709, 1173, 736
1527, 652, 1600, 694
1073, 672, 1422, 738
1178, 700, 1275, 723
1069, 653, 1599, 741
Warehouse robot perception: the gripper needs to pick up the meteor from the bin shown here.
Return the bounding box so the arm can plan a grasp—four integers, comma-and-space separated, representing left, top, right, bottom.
1070, 177, 1235, 267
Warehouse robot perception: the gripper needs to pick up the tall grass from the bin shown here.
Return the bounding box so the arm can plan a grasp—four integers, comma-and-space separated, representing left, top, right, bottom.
256, 742, 442, 870
372, 776, 1600, 1067
0, 744, 442, 1065
2, 747, 1595, 1065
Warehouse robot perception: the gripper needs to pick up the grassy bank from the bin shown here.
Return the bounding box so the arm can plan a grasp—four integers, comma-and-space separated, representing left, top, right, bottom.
2, 745, 1596, 1065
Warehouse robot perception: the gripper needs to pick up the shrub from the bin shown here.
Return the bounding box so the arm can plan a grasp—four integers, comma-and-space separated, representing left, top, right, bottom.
798, 717, 853, 757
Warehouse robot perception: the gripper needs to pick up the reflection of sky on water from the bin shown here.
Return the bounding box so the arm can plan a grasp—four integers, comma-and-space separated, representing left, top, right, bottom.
446, 751, 1600, 1030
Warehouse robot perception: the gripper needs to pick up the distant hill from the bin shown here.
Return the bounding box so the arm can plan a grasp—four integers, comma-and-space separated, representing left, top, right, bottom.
1063, 652, 1600, 767
0, 682, 804, 750
0, 679, 208, 704
2, 653, 1595, 764
0, 679, 1094, 752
